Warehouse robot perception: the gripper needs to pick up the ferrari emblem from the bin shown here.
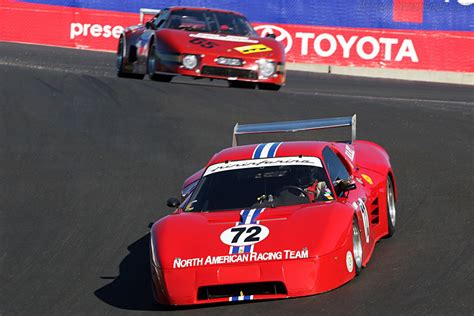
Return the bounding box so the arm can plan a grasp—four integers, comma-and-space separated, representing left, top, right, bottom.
234, 44, 272, 54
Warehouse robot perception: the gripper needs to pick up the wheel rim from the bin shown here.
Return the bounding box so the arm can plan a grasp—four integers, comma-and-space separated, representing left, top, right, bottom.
387, 179, 396, 227
148, 43, 156, 75
116, 37, 124, 71
352, 220, 363, 269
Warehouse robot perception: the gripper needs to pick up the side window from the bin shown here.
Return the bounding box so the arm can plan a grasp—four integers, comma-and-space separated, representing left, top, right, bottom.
153, 10, 169, 29
322, 146, 350, 183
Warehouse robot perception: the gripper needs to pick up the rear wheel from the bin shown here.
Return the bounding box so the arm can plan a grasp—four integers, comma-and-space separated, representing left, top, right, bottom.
258, 83, 281, 91
116, 36, 144, 79
352, 216, 363, 275
386, 176, 396, 237
228, 80, 256, 89
147, 40, 173, 82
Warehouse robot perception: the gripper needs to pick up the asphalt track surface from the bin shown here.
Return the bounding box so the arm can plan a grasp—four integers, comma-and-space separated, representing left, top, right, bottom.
0, 42, 473, 316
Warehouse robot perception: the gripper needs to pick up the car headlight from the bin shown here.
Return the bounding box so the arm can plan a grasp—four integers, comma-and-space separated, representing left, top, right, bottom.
182, 54, 198, 70
258, 60, 276, 77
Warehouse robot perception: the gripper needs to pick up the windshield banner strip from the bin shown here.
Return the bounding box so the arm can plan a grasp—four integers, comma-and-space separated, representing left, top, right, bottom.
189, 33, 258, 43
204, 156, 323, 176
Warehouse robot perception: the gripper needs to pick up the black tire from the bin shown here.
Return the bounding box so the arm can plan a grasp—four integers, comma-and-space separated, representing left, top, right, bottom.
116, 36, 144, 80
258, 83, 281, 91
386, 176, 397, 237
228, 80, 256, 89
147, 40, 173, 82
352, 216, 363, 276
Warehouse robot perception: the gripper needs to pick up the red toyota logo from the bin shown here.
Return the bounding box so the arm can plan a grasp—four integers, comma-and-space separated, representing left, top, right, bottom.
254, 25, 293, 53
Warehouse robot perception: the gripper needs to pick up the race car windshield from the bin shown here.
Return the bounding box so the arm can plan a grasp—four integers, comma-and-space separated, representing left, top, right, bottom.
165, 10, 257, 36
185, 165, 333, 212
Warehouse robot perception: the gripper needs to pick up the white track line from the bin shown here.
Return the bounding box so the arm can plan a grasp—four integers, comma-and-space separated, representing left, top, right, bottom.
287, 89, 474, 106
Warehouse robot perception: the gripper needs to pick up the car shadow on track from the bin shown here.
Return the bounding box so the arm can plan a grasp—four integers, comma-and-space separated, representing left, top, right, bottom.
95, 233, 239, 312
94, 233, 170, 311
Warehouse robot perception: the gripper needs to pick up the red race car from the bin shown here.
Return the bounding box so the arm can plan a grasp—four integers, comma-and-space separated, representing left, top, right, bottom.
150, 115, 397, 305
117, 7, 285, 90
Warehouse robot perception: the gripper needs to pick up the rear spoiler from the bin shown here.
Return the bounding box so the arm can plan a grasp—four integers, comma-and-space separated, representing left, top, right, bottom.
139, 8, 161, 25
232, 115, 356, 147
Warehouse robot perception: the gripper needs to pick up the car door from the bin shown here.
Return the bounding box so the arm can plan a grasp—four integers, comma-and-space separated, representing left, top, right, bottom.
322, 146, 373, 261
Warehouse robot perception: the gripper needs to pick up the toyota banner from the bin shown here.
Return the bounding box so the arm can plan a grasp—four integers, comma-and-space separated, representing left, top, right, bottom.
1, 0, 473, 72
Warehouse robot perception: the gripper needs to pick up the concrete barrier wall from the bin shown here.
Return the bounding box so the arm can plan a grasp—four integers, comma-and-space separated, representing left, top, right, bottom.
1, 0, 473, 81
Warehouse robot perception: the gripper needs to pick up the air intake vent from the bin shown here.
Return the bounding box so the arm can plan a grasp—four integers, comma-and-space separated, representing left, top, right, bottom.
201, 66, 258, 79
370, 197, 379, 224
197, 282, 287, 300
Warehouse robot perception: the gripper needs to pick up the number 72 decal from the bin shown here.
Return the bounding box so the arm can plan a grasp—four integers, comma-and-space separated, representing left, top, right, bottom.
353, 198, 370, 243
220, 224, 269, 247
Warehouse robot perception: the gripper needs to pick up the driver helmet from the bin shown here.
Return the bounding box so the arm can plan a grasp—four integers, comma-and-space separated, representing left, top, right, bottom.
295, 168, 318, 188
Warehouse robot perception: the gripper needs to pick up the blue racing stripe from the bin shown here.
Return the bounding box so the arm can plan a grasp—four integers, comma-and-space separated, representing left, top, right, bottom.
249, 208, 262, 224
252, 143, 265, 159
267, 142, 281, 158
240, 209, 251, 224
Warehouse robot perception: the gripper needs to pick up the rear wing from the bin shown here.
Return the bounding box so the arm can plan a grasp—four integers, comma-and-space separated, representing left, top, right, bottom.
232, 115, 356, 147
139, 8, 161, 25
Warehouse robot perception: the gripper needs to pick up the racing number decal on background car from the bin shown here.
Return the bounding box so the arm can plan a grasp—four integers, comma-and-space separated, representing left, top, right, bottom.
189, 38, 218, 48
353, 198, 370, 243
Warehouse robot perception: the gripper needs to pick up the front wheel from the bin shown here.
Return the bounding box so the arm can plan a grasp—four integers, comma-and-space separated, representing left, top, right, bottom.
352, 216, 363, 275
117, 36, 144, 79
386, 176, 396, 237
147, 40, 173, 82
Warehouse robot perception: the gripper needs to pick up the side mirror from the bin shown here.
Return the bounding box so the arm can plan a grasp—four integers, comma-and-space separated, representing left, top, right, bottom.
340, 180, 357, 192
265, 33, 276, 39
145, 21, 155, 29
166, 197, 180, 208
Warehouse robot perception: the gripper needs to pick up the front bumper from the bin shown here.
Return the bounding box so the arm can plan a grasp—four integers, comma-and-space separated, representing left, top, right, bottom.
176, 64, 285, 85
156, 53, 285, 85
151, 245, 354, 306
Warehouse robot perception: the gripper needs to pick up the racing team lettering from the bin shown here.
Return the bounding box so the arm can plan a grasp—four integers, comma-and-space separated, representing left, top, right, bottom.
173, 249, 309, 269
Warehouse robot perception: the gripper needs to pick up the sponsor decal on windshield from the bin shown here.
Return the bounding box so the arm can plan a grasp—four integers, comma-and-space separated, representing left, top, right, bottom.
204, 156, 323, 176
189, 33, 258, 43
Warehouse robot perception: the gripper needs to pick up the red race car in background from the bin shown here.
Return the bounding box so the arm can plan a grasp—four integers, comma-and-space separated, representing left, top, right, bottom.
150, 115, 398, 305
117, 7, 285, 90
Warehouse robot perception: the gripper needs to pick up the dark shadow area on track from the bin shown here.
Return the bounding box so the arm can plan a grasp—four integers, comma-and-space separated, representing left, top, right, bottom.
94, 234, 164, 311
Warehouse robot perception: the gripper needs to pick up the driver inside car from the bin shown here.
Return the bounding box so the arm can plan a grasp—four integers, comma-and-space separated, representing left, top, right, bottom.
294, 169, 333, 202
